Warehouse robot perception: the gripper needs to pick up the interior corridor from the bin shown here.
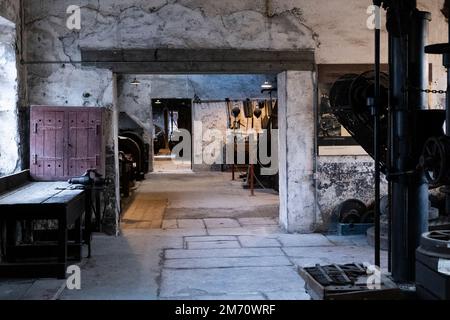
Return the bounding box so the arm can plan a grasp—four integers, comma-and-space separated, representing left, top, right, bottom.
0, 172, 386, 300
59, 172, 385, 300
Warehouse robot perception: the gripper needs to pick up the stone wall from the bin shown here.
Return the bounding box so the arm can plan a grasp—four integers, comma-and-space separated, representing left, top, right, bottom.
20, 0, 450, 233
316, 156, 389, 230
0, 0, 25, 177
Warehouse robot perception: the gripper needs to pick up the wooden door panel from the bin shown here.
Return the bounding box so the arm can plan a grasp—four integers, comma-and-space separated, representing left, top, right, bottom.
30, 106, 105, 180
30, 110, 44, 178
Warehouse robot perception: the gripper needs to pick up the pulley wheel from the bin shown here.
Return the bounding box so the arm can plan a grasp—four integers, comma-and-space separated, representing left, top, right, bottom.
340, 209, 361, 224
420, 137, 447, 188
419, 230, 450, 258
360, 210, 375, 224
335, 199, 367, 224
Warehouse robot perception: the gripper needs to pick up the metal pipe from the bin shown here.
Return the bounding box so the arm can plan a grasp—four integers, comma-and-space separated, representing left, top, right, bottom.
388, 7, 430, 283
374, 0, 382, 268
445, 7, 450, 216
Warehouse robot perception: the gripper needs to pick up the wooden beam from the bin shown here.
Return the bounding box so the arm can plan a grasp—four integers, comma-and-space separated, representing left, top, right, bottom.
80, 48, 315, 74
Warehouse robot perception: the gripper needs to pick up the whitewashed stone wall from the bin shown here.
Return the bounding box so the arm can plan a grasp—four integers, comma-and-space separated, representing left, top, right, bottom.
17, 0, 450, 233
0, 0, 25, 177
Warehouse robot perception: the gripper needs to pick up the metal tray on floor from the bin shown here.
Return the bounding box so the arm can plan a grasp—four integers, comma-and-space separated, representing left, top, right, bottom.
298, 263, 403, 300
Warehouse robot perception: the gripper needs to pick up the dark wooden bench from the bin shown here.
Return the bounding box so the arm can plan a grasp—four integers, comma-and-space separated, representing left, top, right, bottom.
0, 170, 87, 279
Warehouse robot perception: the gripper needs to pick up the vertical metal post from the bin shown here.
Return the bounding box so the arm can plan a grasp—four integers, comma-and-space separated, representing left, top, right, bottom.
388, 6, 430, 283
445, 8, 450, 216
374, 0, 382, 268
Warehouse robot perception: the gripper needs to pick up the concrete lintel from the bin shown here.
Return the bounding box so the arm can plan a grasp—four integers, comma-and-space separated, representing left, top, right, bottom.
81, 49, 315, 74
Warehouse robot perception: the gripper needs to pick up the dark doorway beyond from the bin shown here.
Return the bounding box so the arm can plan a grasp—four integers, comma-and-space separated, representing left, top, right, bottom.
152, 99, 192, 172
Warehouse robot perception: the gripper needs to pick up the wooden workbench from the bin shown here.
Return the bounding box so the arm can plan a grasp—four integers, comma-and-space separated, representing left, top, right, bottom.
0, 171, 86, 279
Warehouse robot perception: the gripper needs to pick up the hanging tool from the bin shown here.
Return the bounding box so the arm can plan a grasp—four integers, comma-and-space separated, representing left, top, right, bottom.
225, 98, 232, 129
232, 105, 241, 130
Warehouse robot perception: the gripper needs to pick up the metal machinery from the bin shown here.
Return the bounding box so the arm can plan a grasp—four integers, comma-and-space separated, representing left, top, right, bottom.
68, 169, 109, 255
225, 97, 279, 193
118, 112, 151, 198
324, 0, 450, 297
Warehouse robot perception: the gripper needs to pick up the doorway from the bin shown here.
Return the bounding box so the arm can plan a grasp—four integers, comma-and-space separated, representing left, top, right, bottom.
152, 98, 192, 173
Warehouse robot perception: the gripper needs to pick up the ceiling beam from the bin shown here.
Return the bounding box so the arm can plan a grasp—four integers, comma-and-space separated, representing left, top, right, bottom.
80, 48, 315, 74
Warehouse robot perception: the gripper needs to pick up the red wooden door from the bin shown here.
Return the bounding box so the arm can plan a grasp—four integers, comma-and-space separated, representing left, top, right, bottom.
68, 109, 102, 177
30, 107, 104, 181
30, 109, 65, 180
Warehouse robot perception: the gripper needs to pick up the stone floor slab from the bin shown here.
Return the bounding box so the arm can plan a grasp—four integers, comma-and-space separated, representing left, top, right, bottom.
165, 247, 285, 259
277, 234, 336, 247
187, 240, 241, 250
162, 219, 178, 229
0, 280, 34, 300
160, 266, 305, 298
164, 256, 292, 269
264, 290, 311, 300
207, 226, 280, 236
184, 236, 237, 242
177, 219, 205, 229
161, 293, 266, 300
238, 217, 278, 226
238, 236, 281, 248
204, 218, 241, 228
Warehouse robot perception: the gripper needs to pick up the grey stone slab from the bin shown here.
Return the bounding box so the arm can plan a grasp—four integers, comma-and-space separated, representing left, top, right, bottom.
277, 234, 335, 247
164, 256, 292, 269
143, 228, 209, 237
207, 226, 280, 236
0, 280, 34, 300
177, 219, 206, 229
92, 234, 184, 256
59, 254, 160, 300
162, 219, 178, 229
238, 217, 278, 226
185, 236, 237, 242
264, 290, 311, 300
204, 218, 241, 228
238, 236, 281, 248
21, 279, 65, 300
161, 293, 266, 300
160, 266, 306, 297
187, 240, 241, 250
165, 247, 285, 259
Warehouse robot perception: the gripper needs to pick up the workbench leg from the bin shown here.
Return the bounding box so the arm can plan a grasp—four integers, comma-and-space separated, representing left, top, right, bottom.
85, 191, 93, 258
74, 217, 82, 262
0, 219, 5, 261
5, 219, 16, 263
58, 216, 68, 279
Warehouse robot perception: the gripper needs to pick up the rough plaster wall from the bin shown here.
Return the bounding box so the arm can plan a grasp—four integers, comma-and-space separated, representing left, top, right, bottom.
23, 0, 450, 233
118, 74, 273, 172
0, 0, 20, 23
278, 71, 316, 233
0, 19, 19, 176
418, 0, 448, 109
192, 101, 228, 172
317, 156, 389, 230
0, 0, 25, 177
